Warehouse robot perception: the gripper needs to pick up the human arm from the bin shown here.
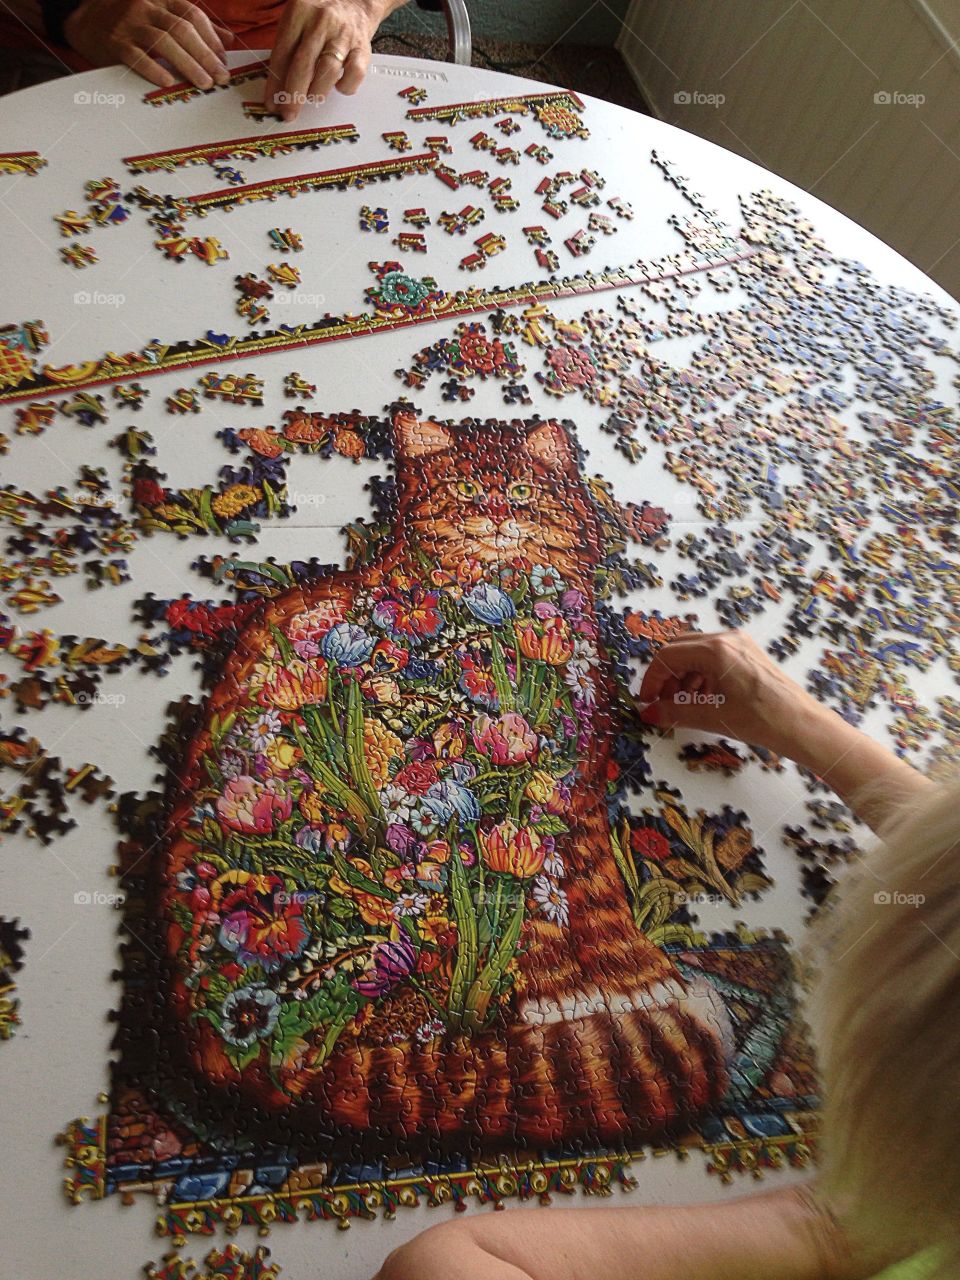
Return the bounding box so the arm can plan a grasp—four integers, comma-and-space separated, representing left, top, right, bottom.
374, 1185, 881, 1280
60, 0, 230, 88
636, 630, 932, 833
264, 0, 411, 121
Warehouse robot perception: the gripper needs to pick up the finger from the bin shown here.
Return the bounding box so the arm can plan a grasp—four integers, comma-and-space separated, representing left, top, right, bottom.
144, 28, 216, 88
157, 11, 229, 84
637, 640, 703, 703
264, 7, 305, 106
121, 42, 177, 87
168, 0, 228, 59
307, 46, 350, 101
337, 43, 370, 95
281, 17, 335, 117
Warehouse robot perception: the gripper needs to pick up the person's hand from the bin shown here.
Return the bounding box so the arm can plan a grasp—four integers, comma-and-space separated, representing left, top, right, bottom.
265, 0, 405, 121
636, 630, 813, 754
63, 0, 231, 89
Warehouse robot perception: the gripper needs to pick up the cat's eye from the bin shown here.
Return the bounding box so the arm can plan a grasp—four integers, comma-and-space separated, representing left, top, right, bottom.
455, 480, 480, 499
507, 482, 533, 502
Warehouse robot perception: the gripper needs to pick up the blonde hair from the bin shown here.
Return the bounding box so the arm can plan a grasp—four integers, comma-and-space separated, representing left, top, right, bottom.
813, 776, 960, 1274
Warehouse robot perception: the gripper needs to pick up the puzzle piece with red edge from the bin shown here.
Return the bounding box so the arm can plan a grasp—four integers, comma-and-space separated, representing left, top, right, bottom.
268, 227, 303, 252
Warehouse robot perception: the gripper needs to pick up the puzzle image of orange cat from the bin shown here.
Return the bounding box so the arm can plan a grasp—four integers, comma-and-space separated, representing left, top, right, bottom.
157, 411, 730, 1154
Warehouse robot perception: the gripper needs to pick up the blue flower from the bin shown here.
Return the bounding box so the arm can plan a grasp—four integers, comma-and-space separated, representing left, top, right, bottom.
423, 779, 481, 827
321, 622, 375, 667
220, 984, 280, 1049
463, 583, 516, 626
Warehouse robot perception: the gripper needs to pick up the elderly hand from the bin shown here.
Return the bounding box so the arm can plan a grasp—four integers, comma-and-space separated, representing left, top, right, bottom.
63, 0, 231, 88
264, 0, 407, 121
636, 629, 813, 753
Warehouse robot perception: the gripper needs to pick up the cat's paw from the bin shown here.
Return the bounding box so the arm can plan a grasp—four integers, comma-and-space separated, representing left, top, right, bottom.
518, 974, 734, 1061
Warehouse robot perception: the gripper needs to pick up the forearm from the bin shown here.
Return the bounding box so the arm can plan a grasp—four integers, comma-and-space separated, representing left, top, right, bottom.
767, 697, 932, 832
378, 1186, 872, 1280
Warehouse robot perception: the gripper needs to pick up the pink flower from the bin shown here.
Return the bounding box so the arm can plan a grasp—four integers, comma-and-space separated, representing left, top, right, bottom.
472, 711, 538, 766
216, 775, 293, 835
285, 601, 347, 658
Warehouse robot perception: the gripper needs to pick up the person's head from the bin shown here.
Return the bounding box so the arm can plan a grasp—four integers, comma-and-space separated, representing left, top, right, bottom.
814, 777, 960, 1273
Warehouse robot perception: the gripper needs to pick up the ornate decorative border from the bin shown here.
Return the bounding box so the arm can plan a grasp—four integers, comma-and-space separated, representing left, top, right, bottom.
180, 150, 438, 213
0, 242, 753, 406
0, 151, 47, 176
406, 89, 586, 130
143, 61, 268, 107
122, 125, 359, 174
58, 1115, 817, 1236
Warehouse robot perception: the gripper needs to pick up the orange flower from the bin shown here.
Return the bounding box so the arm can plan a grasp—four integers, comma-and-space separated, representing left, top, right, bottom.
298, 788, 327, 825
363, 719, 403, 788
236, 427, 285, 458
478, 820, 545, 879
257, 660, 327, 710
515, 616, 574, 665
282, 414, 323, 444
333, 427, 365, 459
211, 483, 259, 519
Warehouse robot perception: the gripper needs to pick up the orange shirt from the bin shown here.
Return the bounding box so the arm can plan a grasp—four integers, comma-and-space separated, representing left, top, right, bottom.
197, 0, 285, 56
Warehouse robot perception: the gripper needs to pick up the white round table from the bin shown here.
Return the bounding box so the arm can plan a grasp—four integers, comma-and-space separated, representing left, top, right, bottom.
0, 50, 957, 1280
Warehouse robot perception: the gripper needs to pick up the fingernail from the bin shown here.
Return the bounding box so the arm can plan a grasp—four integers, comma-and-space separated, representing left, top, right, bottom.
638, 703, 660, 725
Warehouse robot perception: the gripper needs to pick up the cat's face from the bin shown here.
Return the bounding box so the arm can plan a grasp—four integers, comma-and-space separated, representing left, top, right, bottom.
393, 413, 599, 576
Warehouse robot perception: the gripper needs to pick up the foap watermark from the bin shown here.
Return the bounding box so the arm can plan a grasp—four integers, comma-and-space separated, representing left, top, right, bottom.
74, 290, 125, 308
288, 490, 327, 509
74, 89, 125, 107
674, 90, 725, 108
74, 889, 125, 906
272, 291, 327, 307
275, 890, 320, 906
874, 90, 925, 107
674, 690, 725, 706
275, 91, 324, 107
75, 689, 126, 707
676, 891, 725, 906
874, 889, 925, 907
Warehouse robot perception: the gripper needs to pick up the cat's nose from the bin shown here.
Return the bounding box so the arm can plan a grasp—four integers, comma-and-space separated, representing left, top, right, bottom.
484, 494, 510, 524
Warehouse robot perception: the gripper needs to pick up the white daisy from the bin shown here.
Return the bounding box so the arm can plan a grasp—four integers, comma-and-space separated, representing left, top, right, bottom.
532, 876, 569, 927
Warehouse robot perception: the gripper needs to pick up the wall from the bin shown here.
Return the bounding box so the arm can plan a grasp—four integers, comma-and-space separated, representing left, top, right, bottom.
617, 0, 960, 298
385, 0, 631, 46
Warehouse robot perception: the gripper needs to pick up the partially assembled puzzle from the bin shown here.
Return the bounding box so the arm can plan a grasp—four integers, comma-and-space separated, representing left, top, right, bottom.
1, 63, 957, 1257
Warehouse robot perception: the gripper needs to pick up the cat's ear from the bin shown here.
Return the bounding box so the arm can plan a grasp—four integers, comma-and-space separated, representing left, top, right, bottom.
525, 420, 574, 469
393, 411, 453, 457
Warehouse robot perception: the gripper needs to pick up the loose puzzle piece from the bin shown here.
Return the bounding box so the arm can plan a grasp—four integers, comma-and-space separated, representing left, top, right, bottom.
359, 205, 389, 233
0, 918, 29, 1040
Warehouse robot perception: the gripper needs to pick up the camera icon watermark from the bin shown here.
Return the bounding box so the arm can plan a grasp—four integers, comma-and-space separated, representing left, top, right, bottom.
73, 89, 125, 107
272, 291, 327, 307
74, 889, 126, 906
674, 90, 725, 107
874, 90, 924, 107
75, 690, 126, 707
674, 690, 726, 706
275, 91, 324, 106
676, 891, 724, 906
275, 890, 318, 906
873, 889, 925, 907
74, 290, 126, 308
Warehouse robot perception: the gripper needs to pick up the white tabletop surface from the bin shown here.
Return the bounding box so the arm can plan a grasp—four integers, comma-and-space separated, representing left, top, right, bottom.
0, 50, 957, 1280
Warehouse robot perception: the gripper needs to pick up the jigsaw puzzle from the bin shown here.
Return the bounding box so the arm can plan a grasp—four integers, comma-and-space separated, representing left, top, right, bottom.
3, 66, 959, 1265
